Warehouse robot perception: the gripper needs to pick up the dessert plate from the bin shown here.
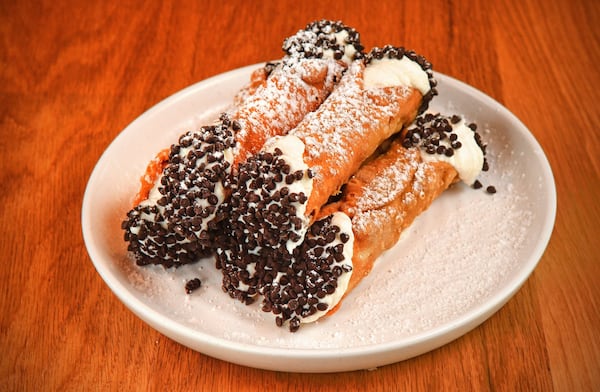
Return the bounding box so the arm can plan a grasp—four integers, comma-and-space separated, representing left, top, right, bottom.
82, 63, 556, 373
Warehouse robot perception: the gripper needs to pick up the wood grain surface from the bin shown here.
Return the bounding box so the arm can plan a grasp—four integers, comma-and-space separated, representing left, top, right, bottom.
1, 0, 599, 390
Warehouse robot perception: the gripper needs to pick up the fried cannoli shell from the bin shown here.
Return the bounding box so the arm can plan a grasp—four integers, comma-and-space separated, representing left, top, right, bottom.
132, 147, 171, 206
317, 140, 458, 297
124, 20, 364, 268
231, 59, 346, 168
231, 65, 272, 107
130, 59, 344, 207
292, 60, 426, 220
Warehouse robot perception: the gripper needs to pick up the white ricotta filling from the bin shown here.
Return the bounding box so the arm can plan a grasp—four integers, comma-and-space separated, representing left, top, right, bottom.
420, 118, 484, 185
262, 134, 314, 252
364, 57, 430, 94
301, 211, 354, 324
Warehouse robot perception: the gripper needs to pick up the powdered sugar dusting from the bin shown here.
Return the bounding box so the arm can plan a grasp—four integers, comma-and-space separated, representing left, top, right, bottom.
293, 61, 411, 196
352, 208, 391, 236
356, 150, 420, 211
233, 59, 345, 163
411, 162, 429, 198
341, 187, 534, 344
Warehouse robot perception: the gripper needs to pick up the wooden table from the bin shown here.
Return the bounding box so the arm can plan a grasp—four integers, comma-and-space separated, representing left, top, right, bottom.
2, 0, 599, 390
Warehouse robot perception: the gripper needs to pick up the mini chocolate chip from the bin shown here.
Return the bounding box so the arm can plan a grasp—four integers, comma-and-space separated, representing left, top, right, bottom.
289, 317, 301, 332
185, 278, 202, 294
482, 159, 489, 172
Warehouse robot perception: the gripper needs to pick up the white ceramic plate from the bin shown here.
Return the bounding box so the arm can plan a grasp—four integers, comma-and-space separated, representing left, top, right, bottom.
82, 64, 556, 373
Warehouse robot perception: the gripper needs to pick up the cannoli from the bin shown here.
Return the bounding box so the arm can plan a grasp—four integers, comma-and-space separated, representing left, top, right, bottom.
231, 62, 279, 108
219, 46, 437, 302
230, 20, 364, 168
122, 20, 364, 268
261, 113, 487, 331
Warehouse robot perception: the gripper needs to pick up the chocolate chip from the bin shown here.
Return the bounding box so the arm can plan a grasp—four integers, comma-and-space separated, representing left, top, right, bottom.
185, 278, 202, 294
289, 317, 301, 332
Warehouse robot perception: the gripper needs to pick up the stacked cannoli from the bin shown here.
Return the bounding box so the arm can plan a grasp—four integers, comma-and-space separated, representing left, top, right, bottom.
217, 45, 437, 304
122, 20, 490, 332
122, 20, 363, 267
258, 114, 487, 330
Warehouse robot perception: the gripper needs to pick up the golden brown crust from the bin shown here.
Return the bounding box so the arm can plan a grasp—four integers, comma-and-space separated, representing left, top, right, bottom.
291, 62, 424, 219
231, 60, 346, 168
319, 140, 458, 297
132, 147, 171, 207
232, 67, 269, 107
